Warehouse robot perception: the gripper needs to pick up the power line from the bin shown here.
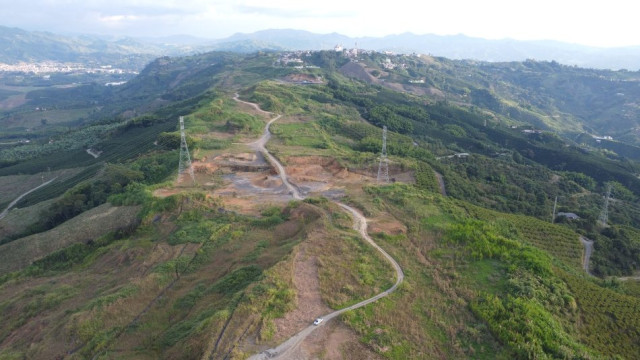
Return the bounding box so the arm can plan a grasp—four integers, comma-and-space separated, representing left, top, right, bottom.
178, 116, 195, 184
377, 126, 389, 184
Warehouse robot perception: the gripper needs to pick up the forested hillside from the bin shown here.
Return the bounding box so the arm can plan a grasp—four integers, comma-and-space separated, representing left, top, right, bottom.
0, 50, 639, 359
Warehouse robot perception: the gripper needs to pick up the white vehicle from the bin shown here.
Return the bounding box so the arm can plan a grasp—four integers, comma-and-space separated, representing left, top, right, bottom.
313, 318, 323, 325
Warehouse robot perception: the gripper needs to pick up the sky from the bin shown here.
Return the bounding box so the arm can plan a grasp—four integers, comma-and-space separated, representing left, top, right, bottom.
1, 0, 639, 48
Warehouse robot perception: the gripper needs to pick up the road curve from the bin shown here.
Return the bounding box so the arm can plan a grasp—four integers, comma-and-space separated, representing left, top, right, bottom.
580, 236, 640, 281
234, 94, 404, 360
0, 177, 57, 220
233, 93, 272, 115
233, 94, 303, 200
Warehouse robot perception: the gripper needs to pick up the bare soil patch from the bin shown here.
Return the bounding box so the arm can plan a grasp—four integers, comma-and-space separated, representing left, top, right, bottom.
0, 93, 27, 110
152, 188, 182, 198
283, 73, 323, 84
303, 321, 383, 360
274, 243, 332, 342
368, 216, 407, 236
283, 156, 379, 198
339, 62, 379, 85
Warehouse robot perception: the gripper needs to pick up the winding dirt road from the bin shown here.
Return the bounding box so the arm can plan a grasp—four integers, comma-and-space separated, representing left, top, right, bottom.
232, 94, 404, 360
235, 93, 303, 200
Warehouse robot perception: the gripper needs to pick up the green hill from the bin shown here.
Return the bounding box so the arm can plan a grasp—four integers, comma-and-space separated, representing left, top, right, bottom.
0, 25, 160, 69
1, 50, 639, 359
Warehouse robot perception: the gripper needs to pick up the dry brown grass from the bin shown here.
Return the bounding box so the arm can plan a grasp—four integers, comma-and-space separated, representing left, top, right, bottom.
0, 204, 140, 274
0, 235, 198, 359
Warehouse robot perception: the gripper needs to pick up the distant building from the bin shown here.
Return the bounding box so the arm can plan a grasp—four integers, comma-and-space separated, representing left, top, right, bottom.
592, 135, 614, 141
334, 44, 343, 52
557, 212, 580, 220
382, 58, 396, 69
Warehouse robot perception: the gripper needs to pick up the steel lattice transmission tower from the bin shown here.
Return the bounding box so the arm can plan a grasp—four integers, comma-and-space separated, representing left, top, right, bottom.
377, 126, 390, 184
598, 183, 612, 227
178, 116, 195, 184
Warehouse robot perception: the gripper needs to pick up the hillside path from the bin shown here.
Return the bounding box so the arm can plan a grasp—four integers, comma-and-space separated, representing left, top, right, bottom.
580, 236, 593, 275
580, 236, 640, 281
234, 93, 303, 200
0, 177, 57, 220
232, 94, 404, 360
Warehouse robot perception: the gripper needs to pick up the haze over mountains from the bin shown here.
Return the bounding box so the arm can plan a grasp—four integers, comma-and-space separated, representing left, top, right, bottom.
2, 26, 639, 70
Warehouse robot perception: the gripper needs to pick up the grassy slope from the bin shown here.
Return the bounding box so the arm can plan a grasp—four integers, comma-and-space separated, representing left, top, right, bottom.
353, 184, 639, 359
0, 204, 140, 274
340, 187, 509, 359
0, 192, 397, 359
1, 108, 92, 129
0, 167, 83, 206
0, 82, 397, 359
240, 82, 508, 358
1, 53, 640, 360
0, 197, 57, 240
242, 78, 640, 359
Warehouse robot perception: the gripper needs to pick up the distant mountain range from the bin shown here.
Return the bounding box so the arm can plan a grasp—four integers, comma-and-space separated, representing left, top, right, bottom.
1, 26, 639, 70
210, 29, 640, 70
0, 26, 196, 69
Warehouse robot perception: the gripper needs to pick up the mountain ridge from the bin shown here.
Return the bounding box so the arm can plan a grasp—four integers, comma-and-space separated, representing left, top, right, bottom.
212, 29, 640, 70
2, 26, 640, 70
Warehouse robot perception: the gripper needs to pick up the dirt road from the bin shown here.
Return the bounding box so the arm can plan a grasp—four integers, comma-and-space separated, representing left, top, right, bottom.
234, 94, 303, 200
0, 177, 57, 220
580, 236, 640, 281
234, 95, 404, 360
580, 236, 593, 275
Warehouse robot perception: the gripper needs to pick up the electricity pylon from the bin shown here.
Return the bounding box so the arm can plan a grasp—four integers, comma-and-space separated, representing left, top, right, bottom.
598, 183, 612, 227
377, 126, 390, 183
178, 116, 195, 184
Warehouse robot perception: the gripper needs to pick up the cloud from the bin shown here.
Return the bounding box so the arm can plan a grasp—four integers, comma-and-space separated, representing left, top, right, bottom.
234, 5, 354, 19
99, 15, 140, 23
0, 0, 638, 46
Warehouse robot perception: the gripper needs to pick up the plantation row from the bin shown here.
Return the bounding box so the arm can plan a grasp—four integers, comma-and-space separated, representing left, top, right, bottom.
559, 270, 640, 358
15, 164, 101, 209
461, 203, 583, 268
